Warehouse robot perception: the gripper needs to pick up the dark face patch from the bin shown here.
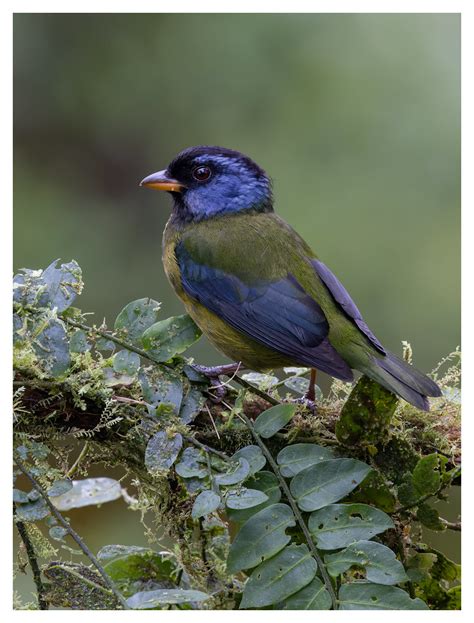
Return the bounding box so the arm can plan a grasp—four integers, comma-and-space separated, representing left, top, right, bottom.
165, 145, 273, 221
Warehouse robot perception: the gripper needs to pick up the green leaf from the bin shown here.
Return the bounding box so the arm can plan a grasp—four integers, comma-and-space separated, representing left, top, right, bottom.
290, 459, 372, 512
428, 547, 461, 582
277, 443, 334, 477
12, 260, 82, 311
397, 479, 419, 507
239, 544, 317, 609
412, 453, 444, 496
284, 376, 308, 394
69, 329, 91, 353
406, 552, 438, 582
141, 315, 202, 362
49, 526, 69, 541
175, 448, 208, 478
446, 585, 461, 610
51, 477, 123, 510
33, 317, 70, 376
214, 458, 250, 485
103, 365, 135, 387
95, 337, 115, 352
13, 488, 29, 503
226, 488, 269, 509
283, 367, 309, 375
178, 386, 205, 424
103, 548, 178, 597
325, 540, 408, 585
232, 445, 266, 475
346, 470, 397, 512
308, 503, 394, 550
280, 577, 331, 610
227, 503, 295, 573
241, 372, 279, 389
38, 260, 82, 311
113, 349, 140, 375
254, 404, 297, 438
139, 368, 183, 416
127, 589, 209, 609
145, 432, 183, 475
114, 298, 161, 344
416, 503, 446, 531
48, 479, 73, 497
338, 582, 428, 610
226, 471, 281, 523
284, 377, 322, 400
191, 490, 221, 519
15, 498, 50, 522
98, 544, 152, 562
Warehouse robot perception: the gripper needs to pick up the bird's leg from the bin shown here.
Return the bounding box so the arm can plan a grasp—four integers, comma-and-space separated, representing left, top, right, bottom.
191, 362, 244, 402
305, 368, 317, 402
290, 368, 317, 414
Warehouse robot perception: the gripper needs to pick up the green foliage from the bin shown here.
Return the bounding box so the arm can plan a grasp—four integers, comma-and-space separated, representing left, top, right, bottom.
13, 262, 461, 610
290, 458, 371, 511
308, 504, 394, 550
126, 589, 210, 609
338, 583, 428, 610
253, 403, 297, 438
324, 540, 408, 585
239, 544, 318, 609
277, 443, 334, 477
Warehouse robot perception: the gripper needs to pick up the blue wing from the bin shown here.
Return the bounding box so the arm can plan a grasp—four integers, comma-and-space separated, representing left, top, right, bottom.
311, 259, 386, 354
176, 243, 353, 381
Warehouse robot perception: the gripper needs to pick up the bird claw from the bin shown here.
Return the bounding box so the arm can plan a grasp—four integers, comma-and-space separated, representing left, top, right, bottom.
190, 363, 243, 404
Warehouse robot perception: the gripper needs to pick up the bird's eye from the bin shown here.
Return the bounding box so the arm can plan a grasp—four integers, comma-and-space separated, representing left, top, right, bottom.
192, 166, 212, 182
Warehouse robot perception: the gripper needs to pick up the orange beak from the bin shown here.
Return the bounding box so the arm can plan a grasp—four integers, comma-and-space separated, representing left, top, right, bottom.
139, 169, 185, 193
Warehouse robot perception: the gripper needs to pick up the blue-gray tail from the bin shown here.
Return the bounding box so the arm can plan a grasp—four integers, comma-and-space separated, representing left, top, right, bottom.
364, 352, 442, 411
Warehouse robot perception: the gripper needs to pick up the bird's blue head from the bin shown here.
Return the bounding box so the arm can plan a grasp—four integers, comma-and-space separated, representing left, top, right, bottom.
140, 146, 273, 223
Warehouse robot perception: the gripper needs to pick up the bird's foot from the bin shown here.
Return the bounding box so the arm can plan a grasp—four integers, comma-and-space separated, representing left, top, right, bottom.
191, 363, 243, 403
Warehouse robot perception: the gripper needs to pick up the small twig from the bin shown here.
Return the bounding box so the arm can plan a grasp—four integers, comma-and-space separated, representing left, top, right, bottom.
184, 436, 231, 463
66, 441, 89, 478
14, 504, 48, 610
205, 404, 221, 440
442, 519, 461, 531
232, 374, 280, 406
13, 450, 130, 610
236, 412, 338, 610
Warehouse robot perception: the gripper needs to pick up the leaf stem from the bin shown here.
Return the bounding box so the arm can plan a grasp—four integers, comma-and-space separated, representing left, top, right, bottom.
13, 450, 130, 610
236, 412, 338, 610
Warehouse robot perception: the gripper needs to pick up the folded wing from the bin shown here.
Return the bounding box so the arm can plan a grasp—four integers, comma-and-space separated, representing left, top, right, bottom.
176, 243, 353, 381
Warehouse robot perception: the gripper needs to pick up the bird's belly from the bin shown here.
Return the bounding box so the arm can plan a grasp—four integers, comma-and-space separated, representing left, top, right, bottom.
182, 296, 293, 371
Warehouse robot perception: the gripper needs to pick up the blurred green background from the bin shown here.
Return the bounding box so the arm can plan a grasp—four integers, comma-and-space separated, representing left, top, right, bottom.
13, 13, 460, 604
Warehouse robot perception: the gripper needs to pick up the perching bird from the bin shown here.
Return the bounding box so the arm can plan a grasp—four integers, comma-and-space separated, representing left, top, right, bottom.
140, 146, 441, 411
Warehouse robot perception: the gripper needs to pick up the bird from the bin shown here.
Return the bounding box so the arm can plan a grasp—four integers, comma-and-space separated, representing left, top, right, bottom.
140, 145, 441, 411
